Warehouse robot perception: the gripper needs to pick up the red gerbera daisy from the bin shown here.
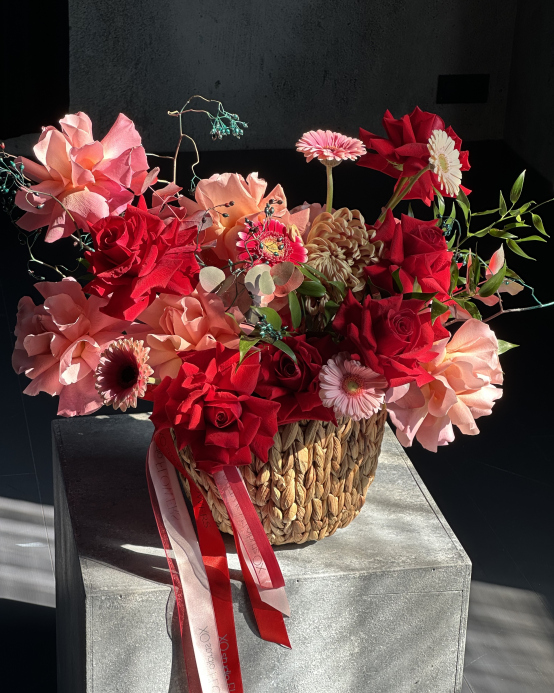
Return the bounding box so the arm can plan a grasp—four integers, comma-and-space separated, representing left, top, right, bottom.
236, 218, 307, 267
95, 338, 153, 412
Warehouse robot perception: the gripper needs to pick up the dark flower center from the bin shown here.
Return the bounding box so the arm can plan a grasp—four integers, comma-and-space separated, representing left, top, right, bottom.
118, 365, 138, 388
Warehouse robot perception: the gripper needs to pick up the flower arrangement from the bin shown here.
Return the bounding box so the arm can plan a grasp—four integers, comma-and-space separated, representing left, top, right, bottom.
3, 97, 553, 692
3, 101, 549, 453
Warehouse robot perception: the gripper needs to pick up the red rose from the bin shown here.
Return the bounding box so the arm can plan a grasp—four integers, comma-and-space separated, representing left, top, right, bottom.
357, 107, 471, 206
365, 211, 453, 301
332, 291, 450, 387
85, 206, 199, 321
149, 345, 279, 472
254, 335, 336, 425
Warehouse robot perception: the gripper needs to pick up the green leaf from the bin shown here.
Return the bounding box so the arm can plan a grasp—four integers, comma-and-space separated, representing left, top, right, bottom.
299, 263, 327, 282
288, 291, 302, 329
489, 228, 518, 239
255, 306, 282, 330
516, 235, 547, 242
328, 280, 346, 296
471, 208, 499, 217
297, 280, 327, 298
454, 298, 482, 320
505, 268, 522, 279
506, 239, 536, 260
479, 263, 506, 297
436, 192, 445, 217
78, 257, 91, 268
503, 222, 530, 230
469, 253, 481, 292
432, 203, 439, 219
391, 268, 404, 293
403, 291, 437, 301
532, 213, 549, 236
499, 190, 507, 216
509, 170, 526, 205
407, 203, 414, 217
431, 298, 449, 325
447, 234, 457, 250
449, 260, 459, 293
447, 201, 457, 223
473, 227, 493, 237
272, 339, 297, 362
497, 339, 519, 355
239, 336, 260, 364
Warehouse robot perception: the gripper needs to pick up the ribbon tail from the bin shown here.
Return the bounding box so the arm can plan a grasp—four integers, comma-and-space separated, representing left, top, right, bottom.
155, 430, 244, 693
147, 441, 230, 693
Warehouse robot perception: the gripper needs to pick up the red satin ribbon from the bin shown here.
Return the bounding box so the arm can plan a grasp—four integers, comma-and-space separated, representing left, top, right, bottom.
213, 467, 285, 590
154, 429, 290, 650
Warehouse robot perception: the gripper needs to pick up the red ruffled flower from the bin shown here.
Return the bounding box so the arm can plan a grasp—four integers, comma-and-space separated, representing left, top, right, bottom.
149, 344, 280, 472
357, 106, 470, 206
85, 206, 199, 321
365, 210, 453, 301
332, 291, 450, 387
254, 335, 336, 425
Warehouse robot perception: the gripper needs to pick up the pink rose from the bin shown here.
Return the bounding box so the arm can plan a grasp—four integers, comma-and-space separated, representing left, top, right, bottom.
12, 278, 130, 416
133, 288, 243, 379
386, 319, 503, 451
14, 112, 157, 242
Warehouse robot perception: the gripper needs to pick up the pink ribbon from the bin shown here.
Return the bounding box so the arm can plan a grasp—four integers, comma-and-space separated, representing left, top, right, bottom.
148, 442, 230, 693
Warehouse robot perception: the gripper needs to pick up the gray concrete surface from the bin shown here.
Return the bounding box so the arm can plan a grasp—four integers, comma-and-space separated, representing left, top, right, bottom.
53, 413, 471, 693
67, 0, 517, 153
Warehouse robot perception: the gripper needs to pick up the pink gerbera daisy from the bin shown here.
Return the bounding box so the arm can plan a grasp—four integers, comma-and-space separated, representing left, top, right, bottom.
319, 353, 387, 421
296, 130, 366, 164
237, 218, 307, 267
95, 338, 153, 412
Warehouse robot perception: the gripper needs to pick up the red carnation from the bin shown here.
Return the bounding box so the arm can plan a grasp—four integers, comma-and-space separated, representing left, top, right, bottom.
332, 291, 450, 387
365, 210, 453, 301
85, 206, 199, 321
357, 106, 470, 206
149, 345, 280, 472
254, 335, 336, 425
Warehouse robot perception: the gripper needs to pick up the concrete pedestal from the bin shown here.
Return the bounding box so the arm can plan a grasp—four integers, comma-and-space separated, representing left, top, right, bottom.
53, 413, 471, 693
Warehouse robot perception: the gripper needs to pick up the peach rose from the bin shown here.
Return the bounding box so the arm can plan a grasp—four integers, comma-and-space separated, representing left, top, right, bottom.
134, 288, 242, 379
180, 172, 310, 262
386, 319, 503, 452
12, 278, 130, 416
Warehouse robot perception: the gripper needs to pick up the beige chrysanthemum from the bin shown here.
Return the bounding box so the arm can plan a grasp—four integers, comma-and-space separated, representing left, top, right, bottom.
305, 208, 382, 292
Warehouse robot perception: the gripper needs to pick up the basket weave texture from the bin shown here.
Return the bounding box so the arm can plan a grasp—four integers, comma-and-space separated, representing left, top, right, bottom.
175, 406, 387, 545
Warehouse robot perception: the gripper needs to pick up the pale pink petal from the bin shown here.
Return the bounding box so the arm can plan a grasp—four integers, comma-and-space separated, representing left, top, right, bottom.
33, 128, 72, 182
14, 156, 52, 183
60, 112, 94, 148
57, 372, 103, 417
100, 113, 142, 160
23, 362, 64, 397
70, 141, 105, 170
415, 415, 456, 452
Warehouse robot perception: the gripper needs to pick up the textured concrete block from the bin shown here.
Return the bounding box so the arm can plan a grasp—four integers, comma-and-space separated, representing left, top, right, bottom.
54, 413, 471, 693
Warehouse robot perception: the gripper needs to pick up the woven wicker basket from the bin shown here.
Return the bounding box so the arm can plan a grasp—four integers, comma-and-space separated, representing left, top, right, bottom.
175, 406, 387, 545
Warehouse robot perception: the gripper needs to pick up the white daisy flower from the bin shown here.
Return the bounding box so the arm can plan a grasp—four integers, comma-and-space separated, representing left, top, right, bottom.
427, 129, 463, 197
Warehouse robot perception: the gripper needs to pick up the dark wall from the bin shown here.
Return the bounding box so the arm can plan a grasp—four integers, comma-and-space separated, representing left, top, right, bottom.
0, 1, 69, 138
505, 0, 554, 183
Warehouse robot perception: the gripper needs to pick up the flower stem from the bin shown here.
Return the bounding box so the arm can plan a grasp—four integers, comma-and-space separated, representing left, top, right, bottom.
325, 163, 334, 213
378, 165, 431, 223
